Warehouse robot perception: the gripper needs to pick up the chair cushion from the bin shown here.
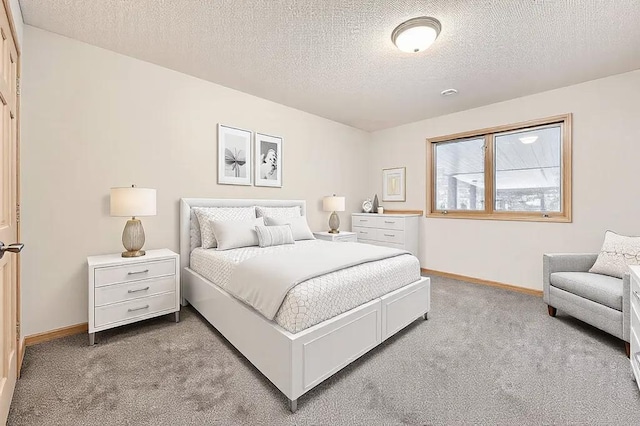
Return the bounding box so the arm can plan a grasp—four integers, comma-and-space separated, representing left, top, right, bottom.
549, 272, 623, 311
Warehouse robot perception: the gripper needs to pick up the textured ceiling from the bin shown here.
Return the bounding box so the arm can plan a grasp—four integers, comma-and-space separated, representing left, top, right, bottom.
19, 0, 640, 131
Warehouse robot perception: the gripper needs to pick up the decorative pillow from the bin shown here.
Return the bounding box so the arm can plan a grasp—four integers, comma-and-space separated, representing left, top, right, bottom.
255, 225, 295, 248
264, 216, 315, 241
255, 206, 301, 219
589, 231, 640, 278
212, 218, 264, 251
193, 207, 256, 249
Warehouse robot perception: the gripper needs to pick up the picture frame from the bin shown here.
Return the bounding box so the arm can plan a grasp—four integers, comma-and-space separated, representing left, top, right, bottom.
254, 133, 283, 187
382, 167, 406, 202
218, 124, 252, 186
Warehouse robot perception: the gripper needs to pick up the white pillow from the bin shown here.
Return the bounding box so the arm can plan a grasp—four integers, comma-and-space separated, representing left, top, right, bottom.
256, 206, 301, 219
212, 218, 264, 251
589, 231, 640, 278
255, 225, 295, 248
264, 216, 315, 241
193, 207, 256, 249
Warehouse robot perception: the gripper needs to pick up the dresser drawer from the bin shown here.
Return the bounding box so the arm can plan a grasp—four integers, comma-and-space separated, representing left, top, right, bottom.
632, 275, 640, 312
631, 324, 640, 386
95, 292, 176, 328
95, 275, 176, 306
352, 215, 379, 228
378, 217, 405, 230
377, 229, 405, 245
333, 233, 357, 242
94, 258, 176, 287
353, 226, 376, 241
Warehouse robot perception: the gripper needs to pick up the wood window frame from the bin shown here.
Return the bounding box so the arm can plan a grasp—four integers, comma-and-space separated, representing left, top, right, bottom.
426, 113, 572, 223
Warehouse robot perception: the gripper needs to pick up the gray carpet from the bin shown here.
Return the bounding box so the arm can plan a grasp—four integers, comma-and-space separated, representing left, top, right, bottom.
8, 276, 640, 425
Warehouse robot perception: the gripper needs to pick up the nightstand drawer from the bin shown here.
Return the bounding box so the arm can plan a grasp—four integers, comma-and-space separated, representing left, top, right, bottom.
95, 258, 176, 287
333, 233, 357, 242
95, 292, 176, 328
377, 230, 405, 244
95, 276, 176, 306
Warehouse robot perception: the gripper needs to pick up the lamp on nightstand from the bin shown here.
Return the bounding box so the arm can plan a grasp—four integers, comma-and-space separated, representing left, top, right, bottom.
110, 185, 156, 257
323, 194, 345, 234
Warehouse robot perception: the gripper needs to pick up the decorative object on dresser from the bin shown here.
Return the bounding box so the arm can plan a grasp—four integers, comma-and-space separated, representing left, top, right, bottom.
110, 185, 157, 257
313, 231, 357, 242
362, 198, 373, 213
629, 266, 640, 388
378, 206, 384, 214
255, 133, 283, 187
382, 167, 406, 202
87, 249, 180, 346
323, 194, 346, 233
352, 213, 420, 256
372, 194, 379, 213
218, 124, 252, 186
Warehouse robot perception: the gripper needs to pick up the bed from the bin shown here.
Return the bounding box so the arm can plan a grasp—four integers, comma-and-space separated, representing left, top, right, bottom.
179, 198, 430, 412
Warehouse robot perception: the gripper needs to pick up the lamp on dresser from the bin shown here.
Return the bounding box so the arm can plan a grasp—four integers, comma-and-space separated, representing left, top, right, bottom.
323, 195, 345, 234
110, 185, 156, 257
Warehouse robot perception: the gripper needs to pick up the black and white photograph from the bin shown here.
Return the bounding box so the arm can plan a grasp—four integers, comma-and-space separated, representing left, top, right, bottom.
218, 124, 252, 186
255, 133, 283, 187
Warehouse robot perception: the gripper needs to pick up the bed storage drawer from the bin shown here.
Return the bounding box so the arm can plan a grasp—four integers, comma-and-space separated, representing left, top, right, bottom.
95, 275, 176, 306
381, 278, 431, 340
94, 292, 176, 327
95, 258, 176, 287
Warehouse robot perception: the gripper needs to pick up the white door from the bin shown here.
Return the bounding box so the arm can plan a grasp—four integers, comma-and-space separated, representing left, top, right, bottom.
0, 0, 20, 422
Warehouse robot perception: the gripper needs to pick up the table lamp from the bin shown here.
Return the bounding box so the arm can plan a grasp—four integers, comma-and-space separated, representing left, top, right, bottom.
110, 185, 156, 257
323, 195, 345, 234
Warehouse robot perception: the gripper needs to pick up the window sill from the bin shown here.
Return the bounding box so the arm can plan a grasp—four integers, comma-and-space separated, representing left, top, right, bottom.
425, 211, 572, 223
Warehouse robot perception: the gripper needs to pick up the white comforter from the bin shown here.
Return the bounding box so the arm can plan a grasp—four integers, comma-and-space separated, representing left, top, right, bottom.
190, 240, 420, 333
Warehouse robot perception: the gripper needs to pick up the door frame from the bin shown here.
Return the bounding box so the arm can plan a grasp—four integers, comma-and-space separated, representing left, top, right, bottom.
2, 0, 22, 375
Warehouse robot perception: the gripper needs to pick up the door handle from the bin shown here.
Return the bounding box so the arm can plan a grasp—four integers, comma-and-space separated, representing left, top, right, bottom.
0, 242, 24, 259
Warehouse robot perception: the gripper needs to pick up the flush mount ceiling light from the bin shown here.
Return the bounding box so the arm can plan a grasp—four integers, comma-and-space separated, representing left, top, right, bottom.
519, 135, 539, 144
392, 17, 442, 53
441, 88, 458, 96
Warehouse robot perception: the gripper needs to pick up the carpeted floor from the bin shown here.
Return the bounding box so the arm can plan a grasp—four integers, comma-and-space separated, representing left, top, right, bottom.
8, 276, 640, 425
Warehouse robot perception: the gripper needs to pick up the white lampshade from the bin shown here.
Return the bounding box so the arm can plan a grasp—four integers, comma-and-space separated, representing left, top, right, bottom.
110, 186, 157, 217
323, 195, 345, 212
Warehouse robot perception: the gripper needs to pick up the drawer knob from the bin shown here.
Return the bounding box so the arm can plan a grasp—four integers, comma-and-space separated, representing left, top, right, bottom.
634, 291, 640, 303
384, 221, 395, 224
128, 286, 150, 294
635, 352, 640, 365
384, 234, 395, 237
128, 305, 150, 312
128, 269, 149, 276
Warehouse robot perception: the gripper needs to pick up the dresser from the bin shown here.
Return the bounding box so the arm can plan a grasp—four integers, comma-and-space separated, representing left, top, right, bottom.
87, 249, 180, 345
313, 231, 357, 242
351, 213, 420, 256
629, 266, 640, 389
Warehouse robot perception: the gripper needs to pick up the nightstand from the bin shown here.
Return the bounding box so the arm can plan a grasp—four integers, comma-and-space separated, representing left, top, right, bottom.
87, 249, 180, 346
313, 231, 357, 242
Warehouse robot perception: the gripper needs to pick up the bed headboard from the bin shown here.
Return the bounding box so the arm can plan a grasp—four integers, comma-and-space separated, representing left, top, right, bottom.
179, 198, 307, 272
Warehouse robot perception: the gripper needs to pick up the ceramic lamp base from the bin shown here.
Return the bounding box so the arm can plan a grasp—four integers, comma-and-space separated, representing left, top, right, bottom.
121, 218, 146, 257
328, 211, 340, 234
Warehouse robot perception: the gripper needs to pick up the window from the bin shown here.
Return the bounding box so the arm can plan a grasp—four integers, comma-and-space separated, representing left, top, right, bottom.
427, 114, 571, 222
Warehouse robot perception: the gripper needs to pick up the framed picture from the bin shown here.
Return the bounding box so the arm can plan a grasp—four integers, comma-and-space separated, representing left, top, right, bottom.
218, 124, 252, 186
382, 167, 406, 202
255, 133, 283, 187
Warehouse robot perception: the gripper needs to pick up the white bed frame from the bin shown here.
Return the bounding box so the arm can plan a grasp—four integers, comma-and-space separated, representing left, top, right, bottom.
179, 198, 430, 412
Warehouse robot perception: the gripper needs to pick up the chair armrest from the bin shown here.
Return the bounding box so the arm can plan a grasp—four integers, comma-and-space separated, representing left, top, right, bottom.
623, 272, 631, 342
543, 253, 598, 303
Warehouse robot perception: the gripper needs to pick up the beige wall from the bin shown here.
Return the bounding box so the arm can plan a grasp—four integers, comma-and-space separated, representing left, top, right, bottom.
369, 69, 640, 291
21, 26, 371, 336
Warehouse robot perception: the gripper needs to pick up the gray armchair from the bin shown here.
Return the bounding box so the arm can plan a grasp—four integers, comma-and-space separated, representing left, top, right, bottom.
543, 253, 630, 357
